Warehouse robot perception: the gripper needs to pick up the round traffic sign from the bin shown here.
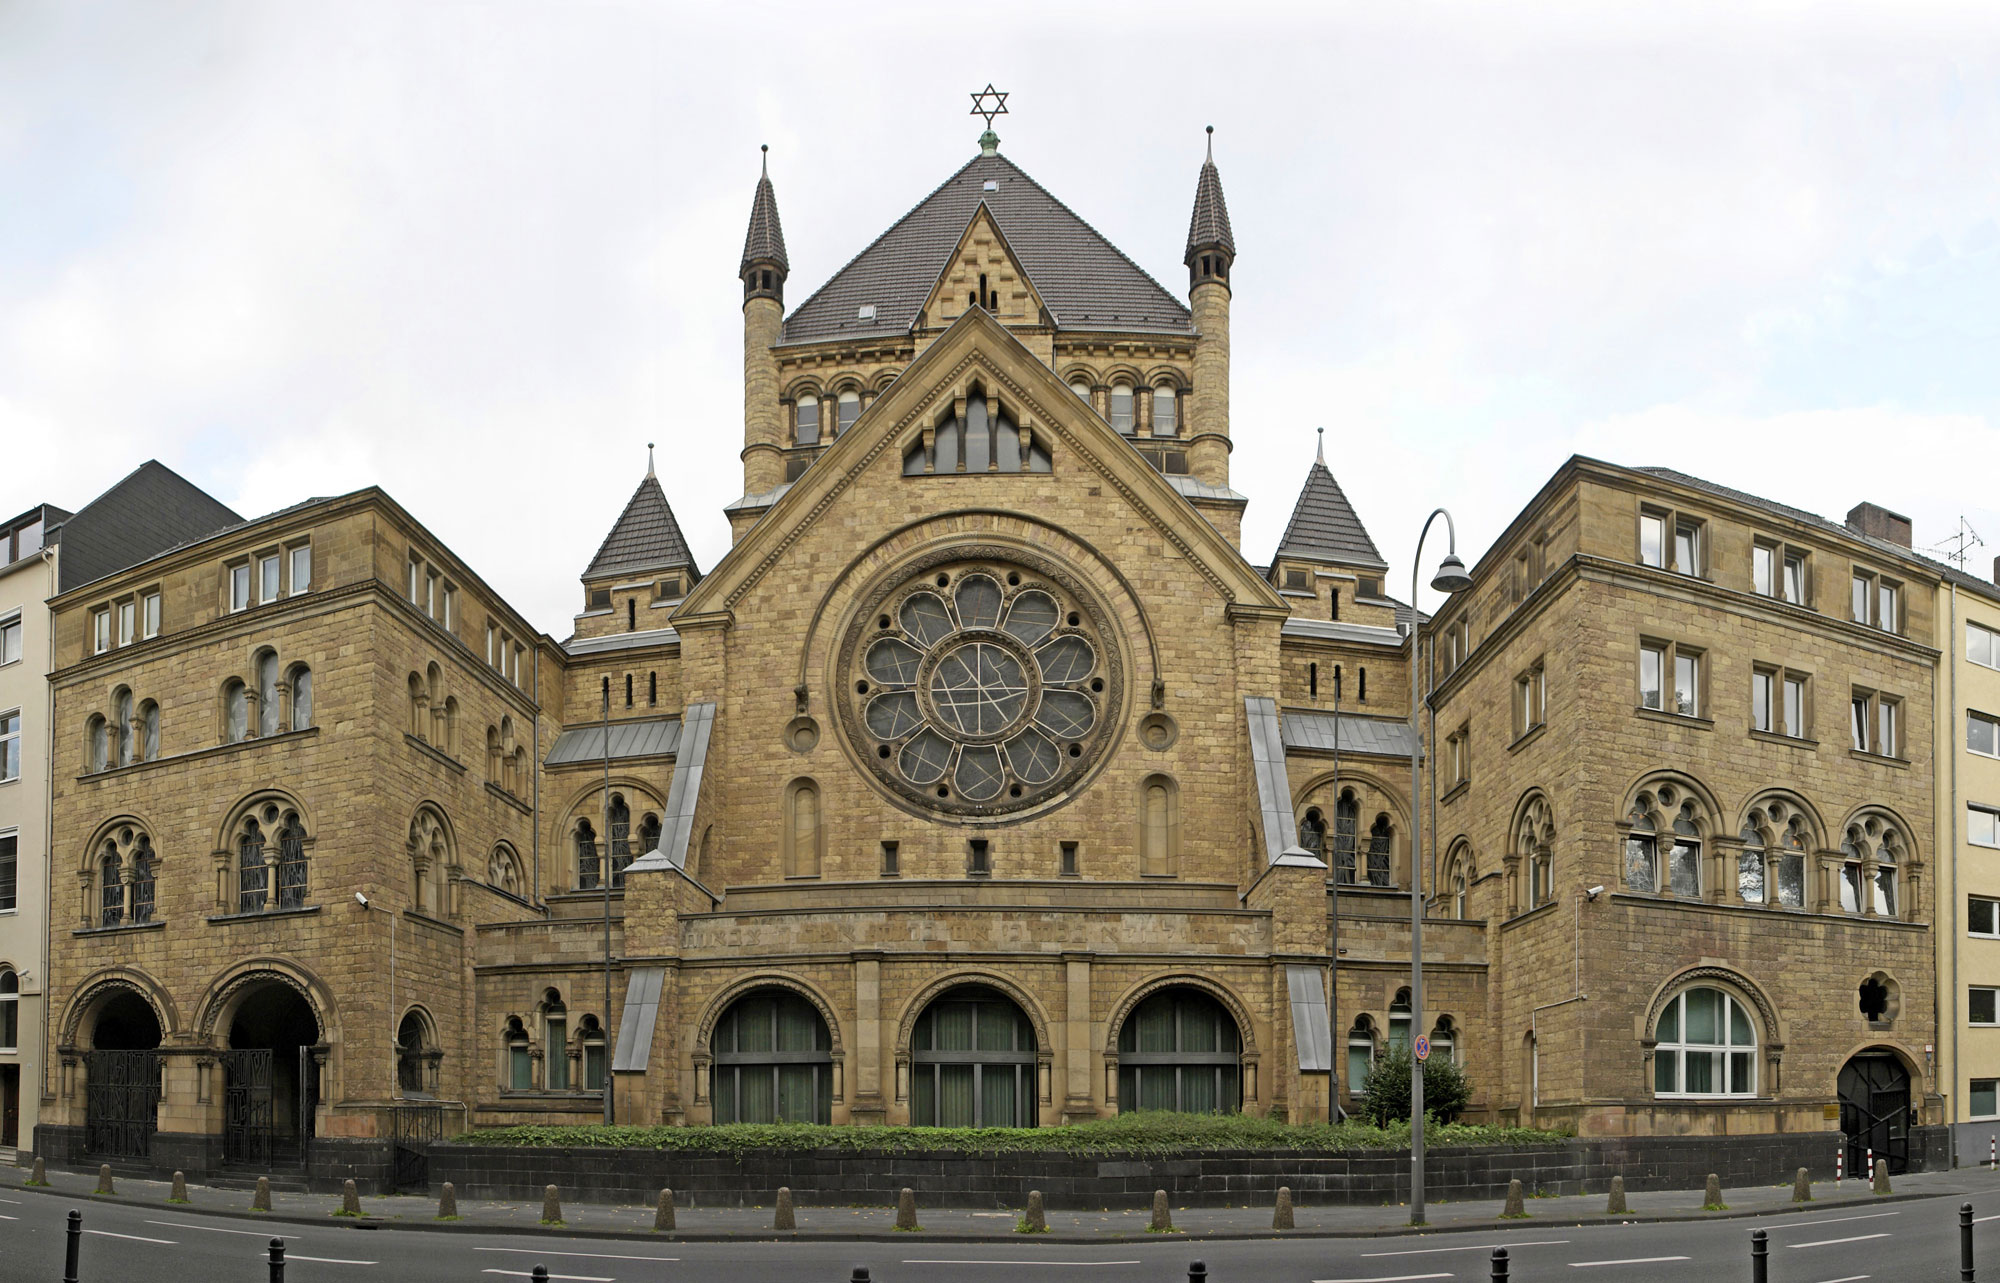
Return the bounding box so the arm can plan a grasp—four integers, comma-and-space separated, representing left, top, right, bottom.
1414, 1034, 1431, 1062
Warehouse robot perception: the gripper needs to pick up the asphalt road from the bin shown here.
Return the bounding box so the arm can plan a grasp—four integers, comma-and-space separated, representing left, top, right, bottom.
3, 1183, 1997, 1283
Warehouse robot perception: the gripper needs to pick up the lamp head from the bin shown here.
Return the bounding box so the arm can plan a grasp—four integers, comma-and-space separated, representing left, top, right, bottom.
1429, 552, 1473, 595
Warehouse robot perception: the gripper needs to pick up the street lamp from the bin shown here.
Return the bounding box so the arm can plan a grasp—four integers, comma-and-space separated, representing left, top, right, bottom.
1408, 510, 1471, 1226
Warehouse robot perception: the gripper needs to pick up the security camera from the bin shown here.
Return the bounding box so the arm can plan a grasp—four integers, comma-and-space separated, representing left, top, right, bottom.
1585, 885, 1605, 901
354, 891, 369, 908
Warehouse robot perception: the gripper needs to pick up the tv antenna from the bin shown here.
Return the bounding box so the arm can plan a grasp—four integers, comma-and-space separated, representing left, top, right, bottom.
1930, 516, 1984, 569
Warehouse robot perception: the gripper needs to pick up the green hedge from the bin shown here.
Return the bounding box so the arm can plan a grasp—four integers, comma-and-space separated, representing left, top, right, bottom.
461, 1111, 1570, 1158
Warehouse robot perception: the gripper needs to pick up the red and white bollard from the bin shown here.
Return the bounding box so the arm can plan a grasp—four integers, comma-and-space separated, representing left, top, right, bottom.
1836, 1146, 1845, 1185
1989, 1134, 1995, 1169
1866, 1146, 1874, 1182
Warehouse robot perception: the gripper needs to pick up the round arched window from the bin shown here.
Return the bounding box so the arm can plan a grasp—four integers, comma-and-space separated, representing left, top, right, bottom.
1653, 986, 1756, 1097
838, 550, 1123, 818
1117, 989, 1242, 1114
712, 990, 833, 1124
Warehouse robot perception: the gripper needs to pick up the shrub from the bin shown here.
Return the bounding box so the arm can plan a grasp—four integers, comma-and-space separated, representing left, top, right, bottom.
1357, 1045, 1474, 1128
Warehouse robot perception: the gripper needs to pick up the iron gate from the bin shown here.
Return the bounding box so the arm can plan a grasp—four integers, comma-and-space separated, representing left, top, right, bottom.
296, 1044, 319, 1168
221, 1049, 274, 1166
389, 1104, 445, 1193
1839, 1052, 1912, 1175
84, 1051, 159, 1158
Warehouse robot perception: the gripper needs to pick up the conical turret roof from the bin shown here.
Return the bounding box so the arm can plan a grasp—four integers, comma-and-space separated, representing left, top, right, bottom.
584, 472, 700, 583
740, 148, 789, 277
1183, 130, 1235, 265
1274, 455, 1386, 571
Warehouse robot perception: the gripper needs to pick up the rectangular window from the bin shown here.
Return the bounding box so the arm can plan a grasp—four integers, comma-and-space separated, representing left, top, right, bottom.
0, 711, 18, 782
1878, 580, 1900, 633
1515, 662, 1546, 737
0, 615, 18, 666
290, 544, 311, 595
142, 592, 160, 639
1060, 840, 1079, 876
259, 553, 280, 603
545, 1020, 568, 1090
880, 840, 899, 877
1751, 670, 1773, 733
1879, 699, 1899, 758
1973, 806, 2000, 849
1783, 552, 1806, 605
1753, 543, 1774, 597
1783, 675, 1806, 738
1674, 651, 1700, 717
583, 1043, 606, 1091
425, 572, 438, 619
93, 608, 110, 653
117, 600, 135, 647
1973, 1079, 2000, 1121
1639, 511, 1667, 568
1974, 987, 1999, 1027
1673, 520, 1703, 576
1852, 573, 1870, 625
514, 644, 525, 687
486, 625, 496, 666
1971, 896, 2000, 938
509, 1043, 532, 1090
408, 556, 422, 603
1640, 644, 1665, 710
967, 838, 991, 877
1972, 712, 2000, 759
1152, 387, 1177, 436
1973, 622, 2000, 670
443, 585, 457, 631
0, 832, 14, 912
231, 563, 251, 612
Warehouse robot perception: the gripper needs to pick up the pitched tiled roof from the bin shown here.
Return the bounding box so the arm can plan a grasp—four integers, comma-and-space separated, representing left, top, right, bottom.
740, 152, 788, 276
54, 460, 243, 593
584, 474, 699, 582
780, 152, 1192, 345
1183, 137, 1235, 263
1273, 461, 1388, 571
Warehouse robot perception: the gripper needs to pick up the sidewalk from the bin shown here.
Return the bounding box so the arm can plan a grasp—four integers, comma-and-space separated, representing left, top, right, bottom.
6, 1160, 1992, 1243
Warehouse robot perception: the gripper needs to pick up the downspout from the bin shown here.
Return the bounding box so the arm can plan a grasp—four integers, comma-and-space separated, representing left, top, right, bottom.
1949, 585, 1960, 1134
37, 542, 56, 1108
532, 644, 543, 912
1327, 684, 1341, 1118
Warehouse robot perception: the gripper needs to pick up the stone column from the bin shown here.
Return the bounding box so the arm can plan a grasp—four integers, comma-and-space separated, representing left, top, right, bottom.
1188, 279, 1232, 487
1063, 953, 1096, 1122
851, 951, 885, 1123
742, 296, 785, 495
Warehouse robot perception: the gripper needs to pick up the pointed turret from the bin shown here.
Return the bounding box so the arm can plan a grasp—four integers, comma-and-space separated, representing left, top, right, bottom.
741, 146, 789, 503
1185, 126, 1235, 491
575, 462, 702, 640
1274, 449, 1387, 573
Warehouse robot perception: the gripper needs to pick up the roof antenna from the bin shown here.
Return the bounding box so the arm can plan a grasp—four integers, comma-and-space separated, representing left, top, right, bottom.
1206, 124, 1214, 163
1316, 426, 1325, 465
647, 442, 656, 478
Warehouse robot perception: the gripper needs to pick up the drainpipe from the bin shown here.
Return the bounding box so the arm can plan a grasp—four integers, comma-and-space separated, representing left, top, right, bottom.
37, 542, 56, 1111
532, 644, 543, 912
1948, 585, 1960, 1138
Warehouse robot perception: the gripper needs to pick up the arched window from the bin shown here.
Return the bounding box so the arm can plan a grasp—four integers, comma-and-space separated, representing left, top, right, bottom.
225, 678, 250, 745
90, 824, 155, 927
626, 600, 636, 632
1332, 790, 1360, 883
1430, 1016, 1458, 1065
129, 834, 156, 924
625, 673, 634, 705
87, 715, 108, 773
835, 389, 861, 437
1298, 807, 1327, 860
1151, 385, 1178, 436
1346, 1016, 1376, 1094
289, 666, 313, 731
1068, 378, 1092, 404
1624, 800, 1657, 892
99, 844, 123, 926
1653, 986, 1756, 1097
608, 793, 632, 887
0, 968, 16, 1051
229, 799, 305, 914
1116, 988, 1242, 1114
543, 989, 569, 1090
488, 844, 523, 895
1444, 842, 1472, 918
113, 688, 134, 766
408, 807, 450, 915
236, 817, 268, 913
1366, 814, 1393, 887
397, 1010, 434, 1097
1624, 785, 1706, 897
1669, 804, 1702, 897
139, 700, 159, 761
1139, 776, 1178, 877
903, 392, 1051, 475
575, 818, 599, 890
504, 1016, 532, 1090
256, 651, 280, 738
406, 672, 425, 739
487, 726, 502, 779
637, 812, 661, 863
1875, 832, 1900, 917
795, 394, 821, 445
276, 814, 308, 909
1778, 813, 1810, 908
441, 696, 459, 756
784, 781, 821, 879
1516, 796, 1555, 910
580, 1014, 608, 1091
911, 985, 1037, 1128
1737, 820, 1765, 903
1108, 383, 1135, 434
1389, 988, 1413, 1054
711, 989, 833, 1124
1842, 814, 1908, 917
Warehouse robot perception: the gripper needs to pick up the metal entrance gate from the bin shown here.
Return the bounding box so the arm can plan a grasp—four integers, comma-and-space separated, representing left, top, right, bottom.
84, 1051, 160, 1158
1839, 1052, 1912, 1175
388, 1104, 445, 1193
222, 1049, 274, 1166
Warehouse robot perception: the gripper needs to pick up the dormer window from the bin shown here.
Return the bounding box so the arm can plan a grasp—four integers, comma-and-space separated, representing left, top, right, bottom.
795, 396, 820, 445
836, 390, 860, 437
1109, 384, 1134, 435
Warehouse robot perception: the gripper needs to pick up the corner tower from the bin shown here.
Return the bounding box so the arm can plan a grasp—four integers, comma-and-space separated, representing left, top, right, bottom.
740, 145, 789, 503
1184, 126, 1236, 490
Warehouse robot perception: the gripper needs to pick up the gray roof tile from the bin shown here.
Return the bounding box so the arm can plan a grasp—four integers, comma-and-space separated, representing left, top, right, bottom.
584, 473, 699, 582
545, 716, 682, 766
781, 152, 1192, 345
1273, 461, 1388, 571
740, 152, 789, 276
54, 460, 242, 593
1281, 709, 1417, 759
1184, 139, 1235, 263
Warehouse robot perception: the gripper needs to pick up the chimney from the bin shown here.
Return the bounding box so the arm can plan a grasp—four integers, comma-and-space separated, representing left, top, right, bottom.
1846, 502, 1912, 549
1992, 554, 1999, 585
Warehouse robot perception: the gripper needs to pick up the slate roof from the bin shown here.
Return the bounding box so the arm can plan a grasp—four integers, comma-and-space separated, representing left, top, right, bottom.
780, 152, 1192, 345
53, 460, 243, 593
1184, 136, 1235, 263
583, 474, 699, 583
1280, 709, 1418, 759
545, 716, 682, 767
740, 151, 789, 276
1272, 460, 1389, 571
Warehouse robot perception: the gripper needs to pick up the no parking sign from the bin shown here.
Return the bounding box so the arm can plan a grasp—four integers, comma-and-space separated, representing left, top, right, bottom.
1414, 1035, 1431, 1062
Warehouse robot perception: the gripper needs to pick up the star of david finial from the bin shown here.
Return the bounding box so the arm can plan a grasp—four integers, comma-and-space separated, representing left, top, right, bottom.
969, 83, 1010, 129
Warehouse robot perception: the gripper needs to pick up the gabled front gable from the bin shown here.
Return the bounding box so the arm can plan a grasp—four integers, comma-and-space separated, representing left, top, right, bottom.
677, 305, 1285, 623
917, 205, 1051, 338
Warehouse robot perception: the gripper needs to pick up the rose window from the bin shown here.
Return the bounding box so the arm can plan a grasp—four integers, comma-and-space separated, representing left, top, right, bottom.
841, 552, 1122, 817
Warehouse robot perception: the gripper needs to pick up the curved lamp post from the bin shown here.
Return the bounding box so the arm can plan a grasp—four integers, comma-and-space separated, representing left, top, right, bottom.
1408, 509, 1472, 1226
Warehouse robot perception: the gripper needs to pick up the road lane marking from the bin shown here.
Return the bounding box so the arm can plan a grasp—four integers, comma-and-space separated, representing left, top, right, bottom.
481, 1273, 613, 1282
476, 1248, 680, 1262
1790, 1233, 1890, 1249
1755, 1211, 1899, 1231
1311, 1275, 1453, 1283
1975, 1213, 2000, 1224
147, 1219, 298, 1238
1365, 1241, 1570, 1257
85, 1229, 175, 1244
0, 1214, 15, 1220
0, 1197, 21, 1204
1810, 1276, 1871, 1282
904, 1262, 1143, 1269
282, 1255, 377, 1265
1568, 1259, 1690, 1268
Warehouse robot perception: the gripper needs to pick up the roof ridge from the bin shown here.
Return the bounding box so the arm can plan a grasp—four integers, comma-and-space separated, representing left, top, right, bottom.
986, 154, 1189, 324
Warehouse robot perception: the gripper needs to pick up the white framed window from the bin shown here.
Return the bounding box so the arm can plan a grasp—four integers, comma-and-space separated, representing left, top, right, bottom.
1753, 667, 1809, 738
443, 585, 457, 632
1752, 670, 1773, 733
1673, 519, 1704, 577
1972, 711, 2000, 760
1151, 385, 1177, 436
795, 395, 821, 445
1784, 552, 1806, 605
1639, 510, 1667, 568
1784, 675, 1806, 738
142, 591, 160, 639
1108, 383, 1135, 434
486, 625, 496, 666
1, 612, 21, 666
0, 965, 16, 1050
1970, 896, 2000, 939
407, 555, 422, 603
1974, 987, 2000, 1027
1851, 689, 1901, 757
117, 600, 135, 647
1973, 1078, 2000, 1121
513, 644, 525, 687
836, 389, 860, 437
0, 832, 14, 913
1972, 622, 2000, 671
93, 607, 111, 653
1973, 806, 2000, 850
290, 544, 311, 595
230, 563, 251, 613
425, 572, 438, 619
1852, 568, 1901, 633
259, 553, 280, 603
1515, 661, 1546, 738
1653, 987, 1756, 1097
0, 710, 18, 782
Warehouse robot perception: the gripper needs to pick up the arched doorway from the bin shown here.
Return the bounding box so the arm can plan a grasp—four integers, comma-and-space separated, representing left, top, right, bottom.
85, 989, 162, 1158
710, 988, 834, 1124
222, 981, 321, 1167
1839, 1051, 1913, 1175
1116, 987, 1243, 1113
910, 985, 1036, 1128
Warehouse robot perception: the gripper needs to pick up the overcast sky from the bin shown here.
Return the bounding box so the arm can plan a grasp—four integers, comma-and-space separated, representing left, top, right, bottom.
4, 1, 1997, 631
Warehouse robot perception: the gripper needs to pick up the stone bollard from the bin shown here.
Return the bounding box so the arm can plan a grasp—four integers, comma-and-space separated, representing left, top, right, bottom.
95, 1164, 114, 1195
848, 1270, 871, 1283
27, 1156, 46, 1186
1703, 1173, 1726, 1210
253, 1176, 272, 1211
1873, 1159, 1892, 1195
1272, 1185, 1294, 1230
541, 1184, 563, 1225
1019, 1189, 1047, 1233
1500, 1178, 1527, 1218
774, 1186, 795, 1231
1188, 1261, 1209, 1282
895, 1186, 918, 1232
1150, 1189, 1175, 1233
169, 1171, 189, 1203
341, 1177, 363, 1217
438, 1182, 458, 1219
1606, 1175, 1627, 1215
1793, 1167, 1812, 1203
654, 1188, 675, 1233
